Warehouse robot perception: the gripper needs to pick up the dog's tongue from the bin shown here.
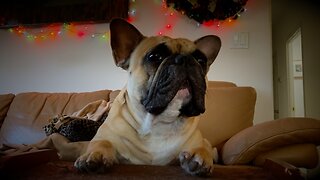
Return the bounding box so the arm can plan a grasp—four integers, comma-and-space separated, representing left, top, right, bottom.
175, 88, 190, 99
174, 88, 192, 107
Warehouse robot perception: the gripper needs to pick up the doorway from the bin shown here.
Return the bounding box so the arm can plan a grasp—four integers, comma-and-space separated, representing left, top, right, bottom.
286, 28, 305, 117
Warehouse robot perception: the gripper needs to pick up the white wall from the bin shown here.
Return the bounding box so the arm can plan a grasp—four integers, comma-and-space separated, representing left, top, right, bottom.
0, 0, 273, 124
0, 23, 127, 93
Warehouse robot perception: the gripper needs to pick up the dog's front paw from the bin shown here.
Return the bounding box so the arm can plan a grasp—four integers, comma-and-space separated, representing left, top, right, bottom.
179, 149, 214, 176
74, 151, 116, 173
74, 141, 117, 173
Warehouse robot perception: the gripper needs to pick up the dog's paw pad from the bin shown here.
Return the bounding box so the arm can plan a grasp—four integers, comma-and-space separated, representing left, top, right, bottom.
74, 156, 90, 172
179, 151, 213, 176
74, 151, 116, 173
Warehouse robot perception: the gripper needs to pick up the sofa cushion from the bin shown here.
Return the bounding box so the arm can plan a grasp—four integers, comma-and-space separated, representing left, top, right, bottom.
221, 117, 320, 165
0, 94, 15, 127
0, 90, 112, 146
198, 87, 256, 148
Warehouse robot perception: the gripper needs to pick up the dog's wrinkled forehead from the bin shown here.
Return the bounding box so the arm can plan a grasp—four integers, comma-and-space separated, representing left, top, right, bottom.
164, 38, 196, 54
129, 36, 196, 69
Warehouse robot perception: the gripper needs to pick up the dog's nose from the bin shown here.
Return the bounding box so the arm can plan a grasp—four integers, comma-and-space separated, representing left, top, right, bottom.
174, 55, 187, 65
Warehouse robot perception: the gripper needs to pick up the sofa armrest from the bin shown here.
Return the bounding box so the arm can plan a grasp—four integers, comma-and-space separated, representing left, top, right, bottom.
253, 143, 318, 168
221, 117, 320, 168
0, 94, 15, 128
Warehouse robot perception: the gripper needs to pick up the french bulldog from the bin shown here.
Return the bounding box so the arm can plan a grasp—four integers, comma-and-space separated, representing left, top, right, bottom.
6, 18, 221, 176
73, 18, 222, 176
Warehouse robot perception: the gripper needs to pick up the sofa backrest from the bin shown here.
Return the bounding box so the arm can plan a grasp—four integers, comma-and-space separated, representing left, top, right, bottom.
0, 90, 113, 145
198, 82, 256, 149
0, 81, 257, 149
207, 81, 237, 88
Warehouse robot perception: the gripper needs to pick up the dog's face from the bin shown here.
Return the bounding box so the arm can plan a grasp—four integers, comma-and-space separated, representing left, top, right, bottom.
110, 19, 221, 117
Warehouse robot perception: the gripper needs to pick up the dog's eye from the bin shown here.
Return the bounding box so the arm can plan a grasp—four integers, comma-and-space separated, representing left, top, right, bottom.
196, 58, 206, 65
148, 53, 165, 62
192, 50, 207, 66
146, 44, 171, 63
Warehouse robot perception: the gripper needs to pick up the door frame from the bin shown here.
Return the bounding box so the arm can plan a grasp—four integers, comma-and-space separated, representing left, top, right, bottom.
285, 28, 305, 117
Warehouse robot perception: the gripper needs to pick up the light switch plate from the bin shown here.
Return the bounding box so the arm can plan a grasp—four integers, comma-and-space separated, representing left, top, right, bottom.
231, 32, 249, 49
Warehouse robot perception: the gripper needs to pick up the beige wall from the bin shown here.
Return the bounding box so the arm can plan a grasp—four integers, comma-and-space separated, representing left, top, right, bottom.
0, 0, 273, 124
272, 0, 320, 119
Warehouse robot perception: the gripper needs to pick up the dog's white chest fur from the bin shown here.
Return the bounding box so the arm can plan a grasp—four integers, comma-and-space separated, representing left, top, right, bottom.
140, 121, 185, 164
137, 117, 200, 165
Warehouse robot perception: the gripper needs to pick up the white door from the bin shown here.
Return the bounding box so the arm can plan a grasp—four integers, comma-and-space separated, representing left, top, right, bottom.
286, 29, 305, 117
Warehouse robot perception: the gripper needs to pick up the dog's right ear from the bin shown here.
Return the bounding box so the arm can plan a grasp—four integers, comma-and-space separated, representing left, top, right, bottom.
110, 18, 144, 70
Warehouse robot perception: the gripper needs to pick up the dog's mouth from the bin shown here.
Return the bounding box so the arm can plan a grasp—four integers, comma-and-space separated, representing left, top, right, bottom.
179, 79, 206, 117
172, 82, 192, 106
141, 59, 206, 117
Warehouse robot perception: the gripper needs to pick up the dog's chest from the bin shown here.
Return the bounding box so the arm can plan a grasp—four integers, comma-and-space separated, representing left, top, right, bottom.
137, 119, 194, 165
141, 128, 184, 164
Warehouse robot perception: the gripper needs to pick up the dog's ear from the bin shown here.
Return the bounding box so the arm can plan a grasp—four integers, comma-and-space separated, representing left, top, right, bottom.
110, 18, 144, 70
194, 35, 221, 70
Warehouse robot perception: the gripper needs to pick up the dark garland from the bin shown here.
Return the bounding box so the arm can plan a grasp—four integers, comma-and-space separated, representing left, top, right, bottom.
166, 0, 248, 24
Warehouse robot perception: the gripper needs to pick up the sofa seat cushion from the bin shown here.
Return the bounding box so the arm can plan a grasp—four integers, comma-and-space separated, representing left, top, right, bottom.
0, 90, 112, 146
198, 87, 256, 148
221, 117, 320, 165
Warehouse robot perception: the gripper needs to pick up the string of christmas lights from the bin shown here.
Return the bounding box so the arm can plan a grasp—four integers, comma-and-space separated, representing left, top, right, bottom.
8, 23, 110, 42
157, 0, 177, 36
6, 0, 247, 42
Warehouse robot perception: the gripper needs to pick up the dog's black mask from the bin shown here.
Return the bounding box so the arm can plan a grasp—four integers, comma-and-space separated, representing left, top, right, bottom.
141, 43, 208, 117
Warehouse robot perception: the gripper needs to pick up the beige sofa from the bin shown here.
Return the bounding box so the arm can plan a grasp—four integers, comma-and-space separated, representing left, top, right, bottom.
0, 81, 319, 179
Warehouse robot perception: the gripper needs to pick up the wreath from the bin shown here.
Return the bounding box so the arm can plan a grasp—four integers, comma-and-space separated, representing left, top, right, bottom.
166, 0, 248, 24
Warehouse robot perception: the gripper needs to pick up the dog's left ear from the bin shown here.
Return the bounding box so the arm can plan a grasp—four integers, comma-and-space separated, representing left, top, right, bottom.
110, 18, 144, 70
195, 35, 221, 69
